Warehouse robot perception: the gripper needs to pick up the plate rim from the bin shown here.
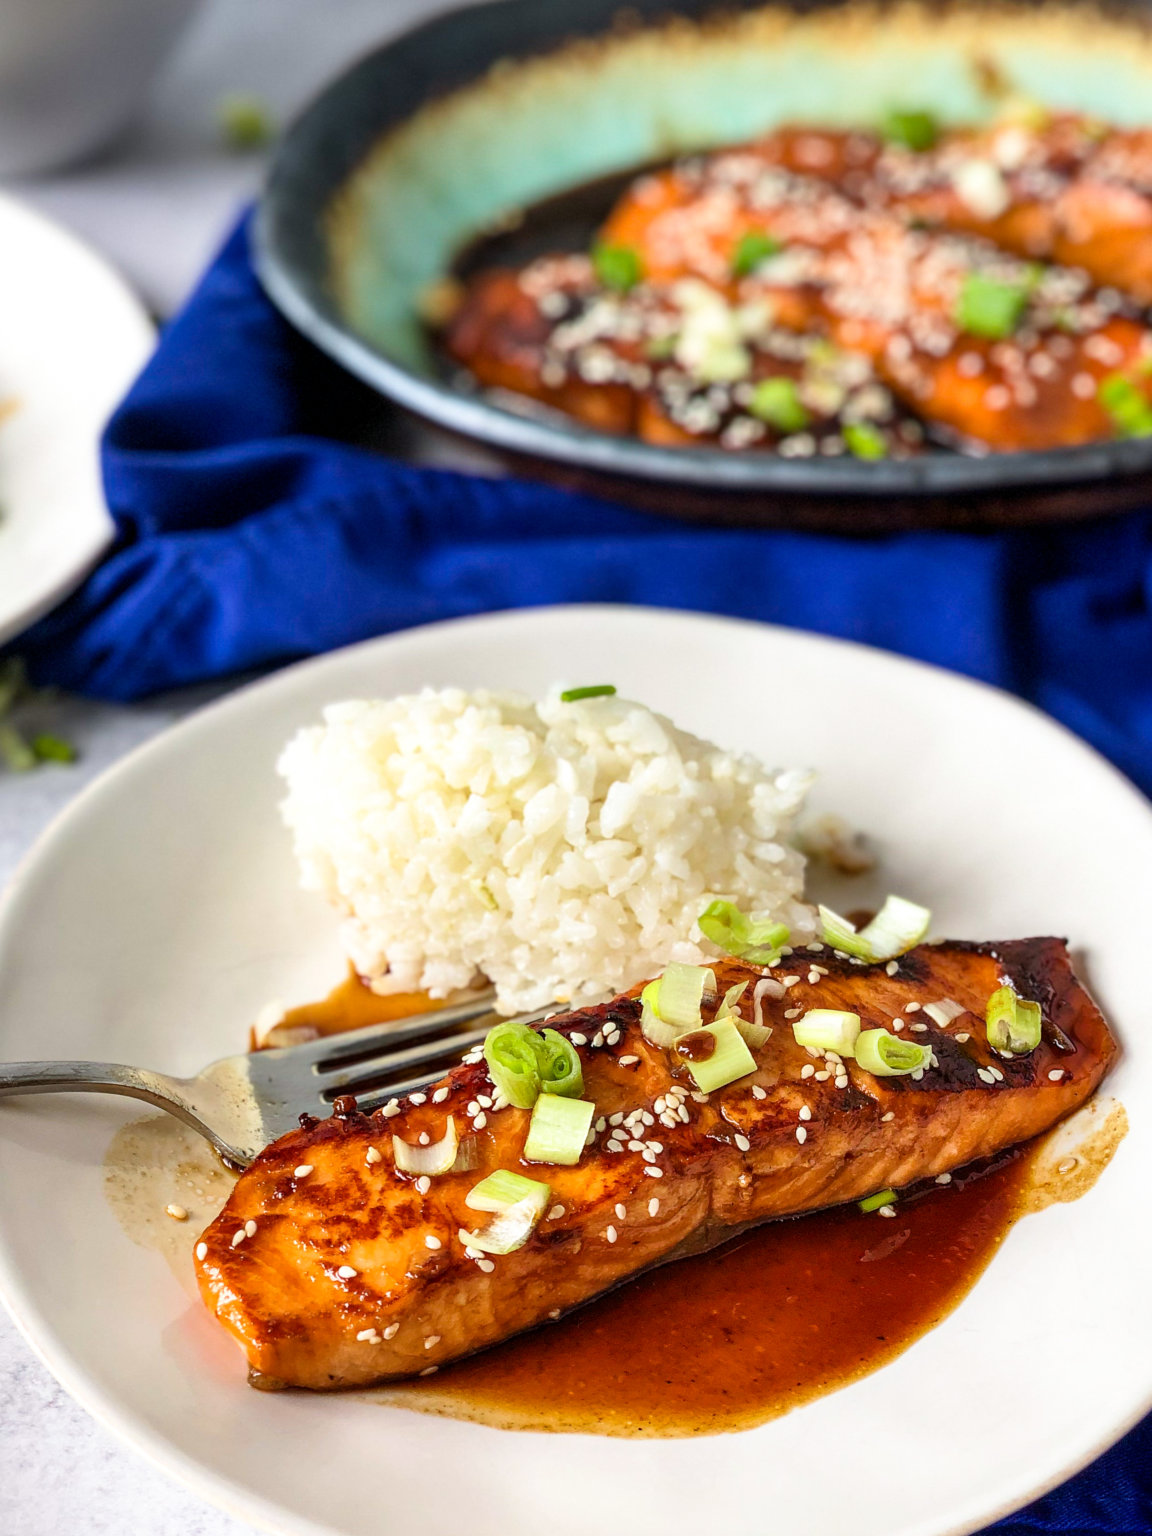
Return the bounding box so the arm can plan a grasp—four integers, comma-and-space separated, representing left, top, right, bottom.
0, 188, 154, 647
0, 603, 1150, 1536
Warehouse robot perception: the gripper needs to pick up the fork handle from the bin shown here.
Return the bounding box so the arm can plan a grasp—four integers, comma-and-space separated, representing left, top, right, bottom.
0, 1059, 184, 1103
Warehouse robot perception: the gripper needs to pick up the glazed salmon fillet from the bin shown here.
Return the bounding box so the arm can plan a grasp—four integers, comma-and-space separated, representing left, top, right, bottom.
197, 937, 1116, 1390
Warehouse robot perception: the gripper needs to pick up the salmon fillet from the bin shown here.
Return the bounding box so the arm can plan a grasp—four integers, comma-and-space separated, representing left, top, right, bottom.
196, 938, 1117, 1390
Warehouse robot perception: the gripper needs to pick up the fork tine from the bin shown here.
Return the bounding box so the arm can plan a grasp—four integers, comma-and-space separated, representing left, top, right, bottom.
269, 991, 500, 1073
318, 1023, 494, 1096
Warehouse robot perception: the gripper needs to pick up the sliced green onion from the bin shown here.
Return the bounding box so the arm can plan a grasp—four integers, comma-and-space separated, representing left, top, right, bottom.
819, 895, 930, 962
0, 724, 35, 773
882, 108, 939, 151
484, 1022, 543, 1108
523, 1094, 595, 1166
955, 270, 1033, 340
843, 421, 889, 460
559, 684, 617, 702
748, 377, 811, 434
855, 1029, 929, 1077
465, 1169, 551, 1214
792, 1008, 861, 1056
698, 899, 790, 964
31, 733, 76, 764
536, 1028, 584, 1098
732, 229, 783, 277
640, 979, 684, 1048
986, 983, 1043, 1056
392, 1116, 459, 1176
1099, 373, 1152, 439
859, 1188, 898, 1212
458, 1197, 545, 1255
655, 963, 715, 1030
217, 93, 274, 151
592, 242, 643, 291
716, 981, 771, 1048
680, 1017, 757, 1093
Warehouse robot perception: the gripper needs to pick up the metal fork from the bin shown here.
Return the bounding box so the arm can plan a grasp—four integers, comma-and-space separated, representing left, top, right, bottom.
0, 990, 545, 1167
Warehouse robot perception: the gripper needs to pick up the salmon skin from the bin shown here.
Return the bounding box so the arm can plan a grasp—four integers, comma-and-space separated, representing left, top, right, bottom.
196, 938, 1116, 1390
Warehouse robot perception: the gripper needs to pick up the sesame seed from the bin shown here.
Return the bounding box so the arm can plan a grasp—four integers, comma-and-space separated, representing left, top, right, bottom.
549, 1309, 562, 1320
382, 1100, 400, 1117
977, 1068, 995, 1084
955, 1032, 970, 1042
734, 1133, 751, 1152
807, 942, 825, 952
642, 1148, 657, 1163
752, 1085, 767, 1099
619, 1054, 639, 1065
337, 1265, 357, 1279
1048, 1069, 1065, 1082
691, 1092, 709, 1103
570, 1033, 587, 1045
357, 1328, 377, 1342
418, 1132, 430, 1146
195, 1242, 207, 1261
909, 1022, 928, 1032
245, 1219, 257, 1237
784, 1007, 803, 1019
466, 1101, 479, 1115
645, 1166, 664, 1178
799, 1105, 811, 1121
231, 1229, 246, 1248
892, 1019, 906, 1032
294, 1165, 313, 1179
905, 1001, 921, 1012
647, 1140, 664, 1153
814, 1070, 830, 1082
384, 1323, 400, 1339
473, 1113, 487, 1130
432, 1088, 449, 1104
835, 1074, 848, 1088
477, 1258, 495, 1273
609, 1112, 624, 1126
1058, 1157, 1078, 1174
885, 960, 899, 976
648, 1198, 660, 1217
606, 1030, 622, 1046
420, 1366, 438, 1377
595, 1117, 607, 1132
548, 1204, 565, 1220
424, 1334, 440, 1348
410, 1093, 427, 1106
416, 1175, 431, 1195
615, 1203, 627, 1220
166, 1204, 188, 1221
606, 1225, 618, 1243
796, 1126, 808, 1144
881, 1111, 895, 1122
988, 1065, 1004, 1082
592, 1032, 605, 1048
477, 1095, 493, 1109
801, 1064, 815, 1079
425, 1235, 442, 1250
366, 1147, 382, 1164
878, 1205, 897, 1219
807, 971, 821, 985
782, 976, 801, 988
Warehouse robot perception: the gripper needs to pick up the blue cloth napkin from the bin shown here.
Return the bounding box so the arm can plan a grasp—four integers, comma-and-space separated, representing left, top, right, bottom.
14, 217, 1152, 1531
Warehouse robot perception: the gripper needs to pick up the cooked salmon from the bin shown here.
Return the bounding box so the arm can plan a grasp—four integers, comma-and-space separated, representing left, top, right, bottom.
196, 937, 1116, 1390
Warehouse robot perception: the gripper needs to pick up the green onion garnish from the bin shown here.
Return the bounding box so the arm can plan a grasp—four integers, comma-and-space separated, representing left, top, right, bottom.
731, 230, 782, 277
748, 377, 811, 434
818, 895, 931, 963
392, 1116, 459, 1175
484, 1022, 545, 1109
592, 243, 643, 292
986, 983, 1043, 1056
859, 1188, 898, 1212
217, 93, 274, 151
653, 963, 714, 1029
843, 421, 889, 460
698, 899, 790, 963
523, 1093, 596, 1166
955, 270, 1034, 340
465, 1168, 551, 1214
882, 108, 940, 151
640, 978, 683, 1048
855, 1029, 930, 1077
679, 1016, 757, 1094
458, 1195, 548, 1255
559, 684, 617, 702
535, 1028, 584, 1098
1098, 373, 1152, 439
792, 1008, 861, 1056
0, 724, 36, 772
31, 733, 76, 764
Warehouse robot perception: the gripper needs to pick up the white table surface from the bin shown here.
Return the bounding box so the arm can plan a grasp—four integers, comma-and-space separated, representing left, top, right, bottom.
0, 0, 457, 1529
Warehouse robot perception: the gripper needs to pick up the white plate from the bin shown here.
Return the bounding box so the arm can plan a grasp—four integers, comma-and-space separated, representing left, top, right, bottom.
0, 192, 154, 645
0, 606, 1149, 1536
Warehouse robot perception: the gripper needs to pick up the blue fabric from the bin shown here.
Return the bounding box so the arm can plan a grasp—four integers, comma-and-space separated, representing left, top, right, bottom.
12, 217, 1152, 1530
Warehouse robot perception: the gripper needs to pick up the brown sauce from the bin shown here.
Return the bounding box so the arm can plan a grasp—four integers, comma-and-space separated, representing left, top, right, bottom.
259, 967, 451, 1048
374, 1150, 1032, 1435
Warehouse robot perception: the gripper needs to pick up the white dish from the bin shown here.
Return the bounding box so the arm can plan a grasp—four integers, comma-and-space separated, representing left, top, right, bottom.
0, 605, 1149, 1536
0, 192, 153, 646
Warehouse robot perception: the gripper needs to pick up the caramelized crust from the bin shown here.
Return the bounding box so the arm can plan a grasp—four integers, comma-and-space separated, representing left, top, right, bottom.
197, 938, 1117, 1390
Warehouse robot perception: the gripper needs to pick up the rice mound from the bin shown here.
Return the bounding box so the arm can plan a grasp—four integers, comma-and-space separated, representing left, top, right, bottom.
278, 687, 815, 1013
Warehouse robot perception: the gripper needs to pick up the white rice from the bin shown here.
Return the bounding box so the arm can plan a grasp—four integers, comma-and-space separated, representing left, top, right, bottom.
278, 686, 815, 1014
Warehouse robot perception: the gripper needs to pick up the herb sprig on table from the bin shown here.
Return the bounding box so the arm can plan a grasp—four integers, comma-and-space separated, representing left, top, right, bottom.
0, 659, 77, 772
